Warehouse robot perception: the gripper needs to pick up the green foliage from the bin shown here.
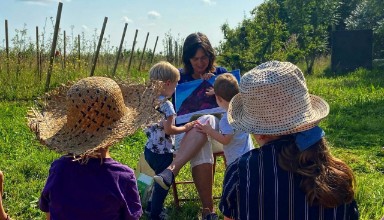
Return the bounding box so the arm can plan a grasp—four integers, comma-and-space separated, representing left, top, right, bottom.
0, 20, 168, 101
162, 31, 183, 67
334, 0, 363, 30
218, 0, 346, 74
345, 0, 384, 58
284, 0, 341, 74
219, 1, 289, 71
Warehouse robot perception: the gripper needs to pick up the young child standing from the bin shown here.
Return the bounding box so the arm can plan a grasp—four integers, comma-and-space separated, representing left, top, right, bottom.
195, 73, 254, 165
144, 61, 196, 220
28, 76, 162, 220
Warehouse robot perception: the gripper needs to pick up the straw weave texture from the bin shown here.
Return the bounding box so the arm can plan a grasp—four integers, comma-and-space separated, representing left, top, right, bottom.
228, 61, 329, 135
28, 77, 163, 158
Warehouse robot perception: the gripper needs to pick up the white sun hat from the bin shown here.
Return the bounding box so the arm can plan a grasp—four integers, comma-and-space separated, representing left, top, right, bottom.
228, 61, 329, 135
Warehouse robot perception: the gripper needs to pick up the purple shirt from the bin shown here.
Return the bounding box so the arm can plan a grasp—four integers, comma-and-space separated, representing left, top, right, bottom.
39, 156, 142, 220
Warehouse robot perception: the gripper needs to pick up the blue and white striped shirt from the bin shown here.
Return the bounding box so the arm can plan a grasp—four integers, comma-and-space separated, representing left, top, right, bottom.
219, 139, 358, 220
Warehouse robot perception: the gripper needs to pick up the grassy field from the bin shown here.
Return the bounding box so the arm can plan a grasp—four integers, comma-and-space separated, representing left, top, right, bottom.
0, 61, 383, 219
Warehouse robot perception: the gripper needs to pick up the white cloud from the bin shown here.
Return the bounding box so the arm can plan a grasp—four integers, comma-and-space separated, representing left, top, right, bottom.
121, 16, 133, 24
201, 0, 216, 6
147, 11, 161, 20
81, 25, 89, 31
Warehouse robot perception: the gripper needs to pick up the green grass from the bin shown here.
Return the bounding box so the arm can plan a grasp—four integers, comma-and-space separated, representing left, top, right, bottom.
0, 56, 156, 101
0, 61, 384, 219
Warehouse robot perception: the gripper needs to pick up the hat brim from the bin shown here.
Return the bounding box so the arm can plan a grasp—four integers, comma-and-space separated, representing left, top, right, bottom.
28, 80, 163, 157
228, 93, 329, 135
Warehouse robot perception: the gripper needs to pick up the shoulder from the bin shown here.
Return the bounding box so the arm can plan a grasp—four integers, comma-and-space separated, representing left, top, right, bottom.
235, 140, 285, 165
161, 99, 174, 109
219, 113, 232, 130
220, 112, 229, 122
179, 69, 193, 83
214, 66, 228, 74
160, 100, 176, 115
104, 159, 135, 175
49, 156, 72, 170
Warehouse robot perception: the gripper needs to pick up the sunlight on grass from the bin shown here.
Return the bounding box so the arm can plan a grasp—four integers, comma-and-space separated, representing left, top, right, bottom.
0, 60, 384, 219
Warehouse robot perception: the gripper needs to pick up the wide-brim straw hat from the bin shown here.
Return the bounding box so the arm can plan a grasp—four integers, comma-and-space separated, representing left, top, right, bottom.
28, 76, 163, 158
228, 61, 329, 135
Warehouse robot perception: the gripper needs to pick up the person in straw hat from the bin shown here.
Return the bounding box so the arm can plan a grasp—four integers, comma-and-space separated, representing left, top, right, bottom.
28, 76, 163, 220
219, 61, 359, 220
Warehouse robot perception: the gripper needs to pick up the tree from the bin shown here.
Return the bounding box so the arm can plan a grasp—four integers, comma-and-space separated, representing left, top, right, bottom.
219, 1, 288, 71
284, 0, 341, 74
345, 0, 384, 57
334, 0, 362, 30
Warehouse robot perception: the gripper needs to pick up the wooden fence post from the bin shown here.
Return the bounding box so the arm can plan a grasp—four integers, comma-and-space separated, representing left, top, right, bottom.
90, 17, 108, 76
127, 29, 138, 77
112, 23, 128, 77
150, 36, 158, 65
5, 20, 9, 75
77, 34, 81, 70
63, 30, 66, 70
45, 2, 63, 92
138, 32, 149, 71
36, 26, 41, 80
175, 41, 179, 67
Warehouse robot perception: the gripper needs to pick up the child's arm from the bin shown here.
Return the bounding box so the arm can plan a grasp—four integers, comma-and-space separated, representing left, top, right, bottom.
195, 121, 233, 145
163, 115, 196, 135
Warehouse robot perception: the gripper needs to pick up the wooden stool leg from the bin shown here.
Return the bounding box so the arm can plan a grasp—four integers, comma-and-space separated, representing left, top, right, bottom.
172, 182, 180, 208
212, 154, 217, 183
171, 152, 227, 207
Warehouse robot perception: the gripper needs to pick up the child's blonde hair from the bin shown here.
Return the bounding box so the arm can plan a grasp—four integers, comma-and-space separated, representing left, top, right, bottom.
149, 61, 180, 82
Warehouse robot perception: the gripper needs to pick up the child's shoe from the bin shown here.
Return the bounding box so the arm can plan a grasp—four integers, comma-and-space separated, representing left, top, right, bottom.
203, 213, 218, 220
153, 169, 174, 190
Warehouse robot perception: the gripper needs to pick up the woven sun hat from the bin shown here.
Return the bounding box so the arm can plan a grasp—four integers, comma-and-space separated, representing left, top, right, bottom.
28, 76, 163, 158
228, 61, 329, 135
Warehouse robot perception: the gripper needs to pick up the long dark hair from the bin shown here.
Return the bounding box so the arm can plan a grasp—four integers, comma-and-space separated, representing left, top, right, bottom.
278, 137, 355, 208
182, 32, 216, 75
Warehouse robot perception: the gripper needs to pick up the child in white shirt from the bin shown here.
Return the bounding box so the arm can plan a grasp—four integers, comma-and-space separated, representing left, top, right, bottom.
196, 73, 253, 165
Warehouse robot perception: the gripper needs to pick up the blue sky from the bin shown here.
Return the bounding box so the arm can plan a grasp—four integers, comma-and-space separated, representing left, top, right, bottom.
0, 0, 263, 53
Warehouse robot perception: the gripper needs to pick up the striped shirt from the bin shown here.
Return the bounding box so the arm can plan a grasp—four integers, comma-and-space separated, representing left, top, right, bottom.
219, 139, 359, 220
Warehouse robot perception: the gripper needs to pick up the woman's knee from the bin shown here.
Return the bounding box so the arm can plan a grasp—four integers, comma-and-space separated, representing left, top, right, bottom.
196, 115, 218, 130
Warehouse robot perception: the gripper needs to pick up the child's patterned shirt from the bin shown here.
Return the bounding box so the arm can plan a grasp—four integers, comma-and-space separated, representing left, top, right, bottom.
145, 96, 176, 154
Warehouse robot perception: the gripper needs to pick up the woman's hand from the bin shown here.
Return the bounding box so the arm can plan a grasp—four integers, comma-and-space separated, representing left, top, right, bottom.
195, 120, 214, 135
205, 87, 215, 96
183, 120, 197, 132
201, 72, 215, 80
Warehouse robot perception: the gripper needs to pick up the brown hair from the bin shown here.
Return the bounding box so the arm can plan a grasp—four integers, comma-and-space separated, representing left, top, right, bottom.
182, 32, 216, 75
278, 137, 355, 208
213, 73, 239, 102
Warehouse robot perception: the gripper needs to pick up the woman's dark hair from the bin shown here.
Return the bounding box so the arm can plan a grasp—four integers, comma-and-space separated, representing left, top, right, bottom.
278, 137, 355, 208
182, 32, 216, 75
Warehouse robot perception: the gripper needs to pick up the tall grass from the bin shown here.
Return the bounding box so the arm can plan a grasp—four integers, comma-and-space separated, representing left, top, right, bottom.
0, 23, 166, 101
0, 58, 383, 219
